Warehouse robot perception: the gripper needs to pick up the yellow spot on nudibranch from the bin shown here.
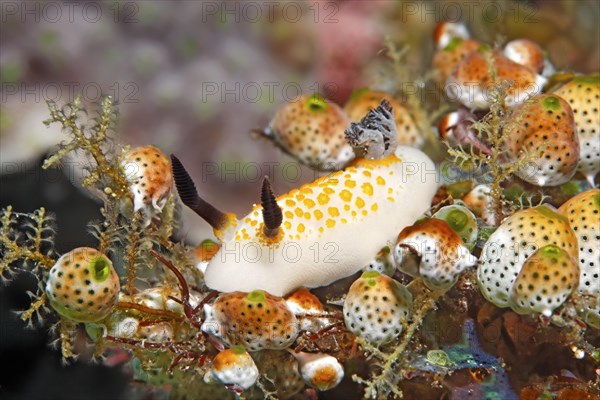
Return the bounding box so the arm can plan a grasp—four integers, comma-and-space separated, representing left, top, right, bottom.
284, 221, 292, 229
241, 228, 251, 240
326, 219, 336, 228
372, 203, 379, 211
388, 188, 393, 194
376, 176, 386, 186
345, 180, 356, 188
324, 187, 335, 195
285, 211, 294, 219
318, 193, 329, 205
344, 204, 350, 211
341, 218, 348, 224
250, 220, 257, 226
339, 189, 352, 202
295, 208, 304, 217
363, 170, 372, 177
362, 183, 373, 196
387, 197, 395, 202
355, 197, 365, 208
257, 223, 285, 245
286, 199, 296, 207
304, 212, 311, 219
297, 223, 305, 233
314, 210, 324, 220
300, 187, 313, 195
328, 207, 340, 217
362, 210, 368, 216
354, 154, 400, 169
297, 194, 305, 201
303, 198, 316, 208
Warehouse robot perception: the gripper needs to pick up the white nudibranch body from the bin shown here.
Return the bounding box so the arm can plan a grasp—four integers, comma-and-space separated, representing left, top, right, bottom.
203, 146, 438, 296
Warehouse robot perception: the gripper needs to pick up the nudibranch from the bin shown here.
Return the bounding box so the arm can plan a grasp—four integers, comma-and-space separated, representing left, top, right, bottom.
173, 105, 438, 296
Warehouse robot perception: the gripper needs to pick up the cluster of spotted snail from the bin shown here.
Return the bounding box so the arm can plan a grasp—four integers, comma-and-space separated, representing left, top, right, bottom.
37, 20, 600, 395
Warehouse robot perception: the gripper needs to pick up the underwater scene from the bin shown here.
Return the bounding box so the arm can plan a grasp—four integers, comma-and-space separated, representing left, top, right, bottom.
0, 1, 599, 399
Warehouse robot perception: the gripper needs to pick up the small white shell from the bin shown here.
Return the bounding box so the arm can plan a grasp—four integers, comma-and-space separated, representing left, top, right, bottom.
205, 348, 259, 390
292, 352, 344, 391
201, 304, 225, 342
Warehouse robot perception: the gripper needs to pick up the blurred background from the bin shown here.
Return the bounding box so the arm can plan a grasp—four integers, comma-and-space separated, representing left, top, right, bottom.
1, 1, 599, 399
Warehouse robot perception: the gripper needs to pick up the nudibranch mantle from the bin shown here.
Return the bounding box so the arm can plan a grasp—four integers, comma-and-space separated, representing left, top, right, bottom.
203, 146, 438, 296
